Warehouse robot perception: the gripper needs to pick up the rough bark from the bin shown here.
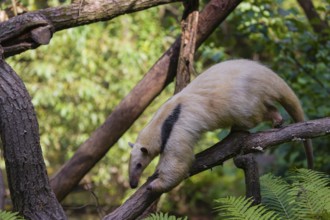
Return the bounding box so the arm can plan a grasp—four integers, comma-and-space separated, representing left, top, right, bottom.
0, 169, 5, 209
0, 0, 181, 58
104, 117, 330, 220
50, 0, 243, 202
0, 58, 66, 219
297, 0, 329, 37
234, 153, 261, 205
174, 0, 199, 93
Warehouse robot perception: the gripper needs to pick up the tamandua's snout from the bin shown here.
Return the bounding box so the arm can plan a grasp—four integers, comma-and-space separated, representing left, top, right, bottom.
128, 142, 155, 189
129, 172, 140, 189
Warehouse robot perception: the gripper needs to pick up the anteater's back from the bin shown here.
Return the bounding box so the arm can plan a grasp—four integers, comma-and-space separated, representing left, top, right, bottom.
177, 59, 304, 130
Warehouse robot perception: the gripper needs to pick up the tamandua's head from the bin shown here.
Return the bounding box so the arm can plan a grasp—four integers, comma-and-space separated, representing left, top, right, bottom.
128, 142, 155, 189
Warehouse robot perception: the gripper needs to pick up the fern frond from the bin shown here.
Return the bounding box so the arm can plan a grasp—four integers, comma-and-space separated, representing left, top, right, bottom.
288, 168, 329, 189
288, 169, 330, 220
260, 173, 297, 220
215, 196, 280, 220
0, 210, 25, 220
143, 212, 187, 220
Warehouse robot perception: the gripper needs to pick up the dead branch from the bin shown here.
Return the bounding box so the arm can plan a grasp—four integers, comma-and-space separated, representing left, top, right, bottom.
0, 0, 181, 57
174, 0, 199, 94
103, 117, 330, 220
50, 0, 243, 202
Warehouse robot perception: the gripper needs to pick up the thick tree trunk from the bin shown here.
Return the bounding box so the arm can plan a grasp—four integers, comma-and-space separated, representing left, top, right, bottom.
50, 0, 244, 202
0, 58, 66, 219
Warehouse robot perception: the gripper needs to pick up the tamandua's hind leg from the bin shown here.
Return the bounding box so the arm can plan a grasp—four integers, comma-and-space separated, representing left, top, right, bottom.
264, 103, 284, 128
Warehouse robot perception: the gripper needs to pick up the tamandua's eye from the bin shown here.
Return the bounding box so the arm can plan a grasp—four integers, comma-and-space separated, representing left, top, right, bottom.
136, 163, 142, 169
140, 147, 148, 154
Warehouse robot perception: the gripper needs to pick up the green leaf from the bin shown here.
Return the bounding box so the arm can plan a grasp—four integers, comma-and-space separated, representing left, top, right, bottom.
143, 212, 187, 220
0, 210, 25, 220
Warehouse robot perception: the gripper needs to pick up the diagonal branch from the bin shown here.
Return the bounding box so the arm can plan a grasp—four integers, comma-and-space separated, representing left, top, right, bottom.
297, 0, 329, 37
50, 0, 243, 202
104, 117, 330, 220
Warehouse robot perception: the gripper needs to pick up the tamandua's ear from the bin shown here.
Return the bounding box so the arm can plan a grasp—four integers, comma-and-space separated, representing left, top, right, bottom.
128, 142, 134, 148
140, 147, 148, 154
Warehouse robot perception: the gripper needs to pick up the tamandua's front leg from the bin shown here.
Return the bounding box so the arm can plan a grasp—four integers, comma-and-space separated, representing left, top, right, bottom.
147, 174, 178, 192
147, 169, 189, 192
147, 153, 194, 192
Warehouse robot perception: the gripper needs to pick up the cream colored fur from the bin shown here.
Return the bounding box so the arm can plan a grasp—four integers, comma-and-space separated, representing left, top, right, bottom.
129, 59, 313, 192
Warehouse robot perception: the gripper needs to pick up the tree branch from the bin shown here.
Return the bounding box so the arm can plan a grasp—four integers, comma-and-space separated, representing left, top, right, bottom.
234, 154, 261, 205
174, 0, 199, 94
0, 0, 181, 57
104, 117, 330, 219
50, 0, 243, 202
297, 0, 329, 38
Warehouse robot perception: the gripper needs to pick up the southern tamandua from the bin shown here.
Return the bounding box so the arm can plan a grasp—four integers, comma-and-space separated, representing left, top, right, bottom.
128, 59, 313, 192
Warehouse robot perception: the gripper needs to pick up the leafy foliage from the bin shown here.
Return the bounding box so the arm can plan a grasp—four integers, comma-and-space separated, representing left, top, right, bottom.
260, 173, 294, 219
286, 169, 330, 219
143, 212, 187, 220
215, 196, 280, 220
215, 169, 330, 220
262, 169, 330, 220
0, 210, 25, 220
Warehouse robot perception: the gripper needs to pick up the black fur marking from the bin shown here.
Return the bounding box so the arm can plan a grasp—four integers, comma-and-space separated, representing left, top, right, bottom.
160, 104, 182, 153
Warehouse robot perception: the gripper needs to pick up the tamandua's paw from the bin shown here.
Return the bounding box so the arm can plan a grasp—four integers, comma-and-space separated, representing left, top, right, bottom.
146, 178, 168, 192
273, 118, 284, 128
